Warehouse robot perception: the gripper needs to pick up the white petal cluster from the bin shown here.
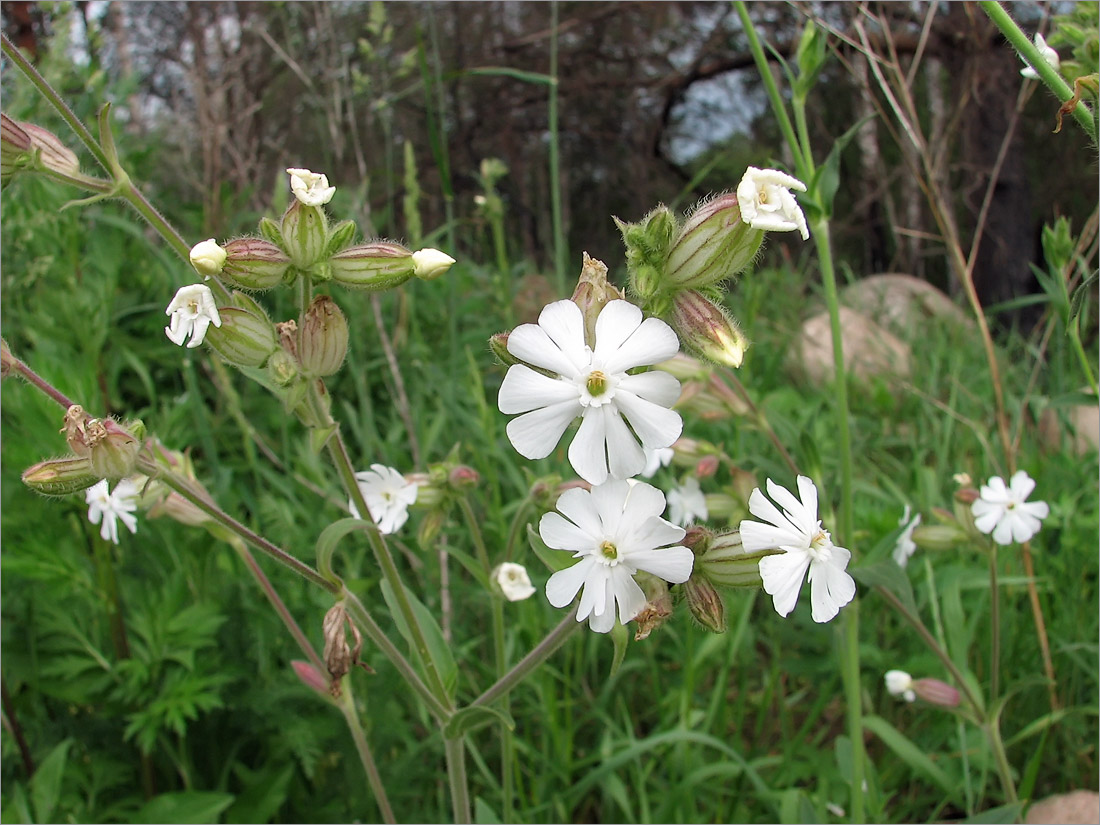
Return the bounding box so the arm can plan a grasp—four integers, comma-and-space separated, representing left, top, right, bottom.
736, 166, 809, 240
739, 476, 855, 623
884, 669, 916, 703
350, 464, 419, 534
287, 167, 336, 207
497, 300, 683, 486
189, 238, 227, 277
971, 470, 1049, 546
85, 478, 139, 544
493, 562, 536, 602
1020, 32, 1060, 79
541, 480, 694, 633
892, 505, 921, 568
165, 284, 222, 348
411, 248, 457, 280
666, 476, 708, 527
641, 446, 674, 478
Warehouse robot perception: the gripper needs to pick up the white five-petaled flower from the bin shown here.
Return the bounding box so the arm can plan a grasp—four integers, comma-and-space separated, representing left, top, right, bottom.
1020, 32, 1061, 79
971, 470, 1049, 546
85, 478, 139, 544
666, 476, 708, 527
884, 669, 916, 703
736, 166, 810, 241
893, 505, 921, 568
349, 464, 419, 534
165, 284, 222, 348
641, 446, 674, 478
497, 299, 683, 486
739, 476, 856, 623
492, 562, 536, 602
287, 167, 336, 207
541, 479, 694, 633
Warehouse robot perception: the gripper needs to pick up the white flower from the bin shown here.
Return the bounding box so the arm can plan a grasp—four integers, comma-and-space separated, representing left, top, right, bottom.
641, 446, 674, 478
188, 238, 227, 277
287, 167, 336, 207
165, 284, 222, 348
893, 505, 921, 568
736, 166, 809, 241
739, 476, 856, 623
85, 478, 139, 544
411, 248, 456, 280
1020, 32, 1061, 79
497, 300, 683, 486
349, 464, 419, 534
971, 470, 1049, 546
884, 669, 916, 703
492, 562, 536, 602
541, 480, 694, 633
666, 476, 708, 526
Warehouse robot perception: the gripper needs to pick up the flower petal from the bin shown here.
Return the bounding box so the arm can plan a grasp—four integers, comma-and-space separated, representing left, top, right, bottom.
767, 477, 816, 531
539, 512, 598, 553
554, 487, 604, 540
610, 564, 647, 624
614, 390, 683, 450
506, 400, 580, 460
603, 406, 646, 480
807, 554, 856, 623
618, 370, 682, 408
577, 563, 610, 619
592, 300, 643, 361
536, 300, 590, 373
590, 479, 631, 538
600, 317, 680, 374
1008, 470, 1036, 501
568, 407, 609, 485
628, 545, 694, 584
546, 558, 593, 609
759, 549, 811, 617
498, 365, 577, 414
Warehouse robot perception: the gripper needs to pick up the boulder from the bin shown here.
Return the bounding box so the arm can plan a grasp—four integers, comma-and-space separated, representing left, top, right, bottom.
841, 273, 971, 338
1025, 790, 1100, 824
1039, 392, 1100, 456
792, 306, 911, 385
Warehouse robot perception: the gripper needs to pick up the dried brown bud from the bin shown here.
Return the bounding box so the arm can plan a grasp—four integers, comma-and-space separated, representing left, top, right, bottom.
323, 603, 363, 697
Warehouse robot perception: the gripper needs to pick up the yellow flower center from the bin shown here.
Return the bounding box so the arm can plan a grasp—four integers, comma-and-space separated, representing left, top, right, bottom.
586, 370, 608, 396
600, 540, 618, 560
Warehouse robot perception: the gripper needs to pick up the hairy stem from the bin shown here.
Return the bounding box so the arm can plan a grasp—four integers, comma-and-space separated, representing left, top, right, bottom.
472, 606, 581, 708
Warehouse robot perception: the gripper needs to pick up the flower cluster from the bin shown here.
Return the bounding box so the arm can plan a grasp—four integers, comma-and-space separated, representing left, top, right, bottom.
972, 470, 1049, 546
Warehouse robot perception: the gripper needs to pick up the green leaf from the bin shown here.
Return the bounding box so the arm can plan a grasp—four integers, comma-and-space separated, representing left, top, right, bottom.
609, 621, 629, 677
30, 738, 72, 824
380, 579, 459, 700
131, 791, 235, 824
443, 705, 515, 739
474, 797, 502, 825
225, 763, 294, 824
852, 558, 918, 617
527, 524, 573, 573
959, 803, 1025, 824
779, 788, 820, 824
462, 66, 555, 85
315, 517, 374, 585
810, 115, 874, 219
862, 714, 956, 797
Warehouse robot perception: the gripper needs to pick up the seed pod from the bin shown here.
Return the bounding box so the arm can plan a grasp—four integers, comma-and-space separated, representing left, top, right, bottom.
330, 242, 416, 291
220, 238, 291, 290
298, 295, 349, 377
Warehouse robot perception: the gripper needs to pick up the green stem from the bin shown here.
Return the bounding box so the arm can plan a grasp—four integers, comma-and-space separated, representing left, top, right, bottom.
323, 423, 452, 708
979, 1, 1097, 141
733, 2, 810, 183
471, 606, 581, 708
338, 682, 396, 824
841, 603, 865, 824
548, 0, 567, 293
989, 546, 1001, 703
503, 496, 533, 563
985, 718, 1021, 805
444, 736, 472, 825
1069, 324, 1099, 394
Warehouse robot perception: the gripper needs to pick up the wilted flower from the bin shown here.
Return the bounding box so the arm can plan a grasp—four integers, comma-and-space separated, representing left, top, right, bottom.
735, 167, 809, 240
739, 476, 855, 623
1020, 32, 1061, 79
492, 562, 536, 602
971, 470, 1049, 545
666, 477, 709, 527
165, 284, 222, 348
893, 505, 921, 568
287, 167, 336, 207
541, 480, 693, 633
189, 238, 227, 277
85, 478, 139, 544
497, 299, 682, 485
350, 464, 419, 534
884, 669, 916, 702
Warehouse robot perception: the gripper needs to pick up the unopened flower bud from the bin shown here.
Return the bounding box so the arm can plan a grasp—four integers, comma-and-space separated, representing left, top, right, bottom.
665, 194, 762, 289
412, 248, 456, 281
912, 677, 961, 708
62, 405, 95, 456
1, 114, 33, 186
695, 455, 720, 479
189, 238, 227, 278
491, 562, 536, 602
329, 242, 416, 291
3, 116, 81, 185
633, 572, 674, 641
0, 337, 14, 378
267, 349, 299, 387
416, 507, 446, 551
298, 296, 348, 377
325, 219, 357, 257
22, 455, 100, 496
681, 525, 713, 555
323, 603, 362, 698
697, 529, 774, 589
21, 122, 81, 179
670, 290, 749, 368
88, 418, 141, 480
489, 331, 520, 367
204, 304, 280, 368
571, 252, 625, 346
683, 574, 727, 632
955, 487, 979, 505
280, 200, 329, 269
448, 465, 480, 490
911, 524, 968, 552
287, 167, 335, 207
291, 660, 330, 699
654, 351, 712, 383
703, 491, 738, 522
615, 205, 677, 301
220, 238, 291, 290
884, 669, 916, 702
529, 474, 565, 512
